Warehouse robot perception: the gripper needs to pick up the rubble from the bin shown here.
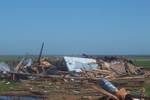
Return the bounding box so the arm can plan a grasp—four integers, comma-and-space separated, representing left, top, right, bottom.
0, 54, 149, 100
13, 56, 145, 81
80, 56, 145, 79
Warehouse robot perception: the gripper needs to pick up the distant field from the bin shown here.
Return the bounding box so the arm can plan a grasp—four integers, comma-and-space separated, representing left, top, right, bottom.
0, 55, 150, 68
134, 60, 150, 67
0, 55, 37, 62
131, 58, 150, 69
0, 55, 22, 62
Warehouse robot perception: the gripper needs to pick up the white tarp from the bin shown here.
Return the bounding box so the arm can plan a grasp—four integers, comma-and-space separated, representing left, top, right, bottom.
64, 56, 98, 72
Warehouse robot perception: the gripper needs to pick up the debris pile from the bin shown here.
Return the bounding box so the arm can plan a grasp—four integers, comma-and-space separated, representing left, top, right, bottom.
13, 56, 144, 80
98, 57, 144, 76
15, 57, 58, 75
0, 43, 149, 100
64, 56, 144, 79
0, 55, 149, 100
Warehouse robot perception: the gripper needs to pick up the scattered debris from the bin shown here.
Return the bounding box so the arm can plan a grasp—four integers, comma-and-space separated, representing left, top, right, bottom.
0, 46, 149, 100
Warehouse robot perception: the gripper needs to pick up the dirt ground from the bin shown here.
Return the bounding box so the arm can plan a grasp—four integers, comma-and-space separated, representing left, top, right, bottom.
0, 78, 107, 100
0, 76, 149, 100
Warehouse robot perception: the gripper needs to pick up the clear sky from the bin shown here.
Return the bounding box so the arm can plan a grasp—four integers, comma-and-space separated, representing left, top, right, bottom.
0, 0, 150, 55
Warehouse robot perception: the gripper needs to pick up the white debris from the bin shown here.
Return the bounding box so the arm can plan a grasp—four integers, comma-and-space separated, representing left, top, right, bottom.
64, 56, 98, 72
0, 62, 10, 72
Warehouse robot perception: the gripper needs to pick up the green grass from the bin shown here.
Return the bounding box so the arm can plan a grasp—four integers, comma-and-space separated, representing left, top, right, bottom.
0, 55, 22, 62
132, 58, 150, 96
0, 81, 20, 93
134, 60, 150, 68
131, 57, 150, 69
144, 85, 150, 96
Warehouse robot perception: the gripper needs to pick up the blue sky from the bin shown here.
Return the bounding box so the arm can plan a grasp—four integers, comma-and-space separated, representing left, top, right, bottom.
0, 0, 150, 55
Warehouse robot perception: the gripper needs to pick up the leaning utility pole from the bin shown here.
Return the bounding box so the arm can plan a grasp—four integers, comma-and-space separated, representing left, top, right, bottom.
37, 42, 44, 65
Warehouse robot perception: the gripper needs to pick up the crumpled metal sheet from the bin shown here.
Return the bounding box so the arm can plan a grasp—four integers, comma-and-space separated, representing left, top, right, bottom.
64, 56, 98, 72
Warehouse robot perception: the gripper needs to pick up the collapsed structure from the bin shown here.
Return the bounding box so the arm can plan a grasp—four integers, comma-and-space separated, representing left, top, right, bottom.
0, 55, 148, 100
0, 43, 147, 100
13, 56, 144, 79
0, 43, 149, 100
10, 55, 148, 99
